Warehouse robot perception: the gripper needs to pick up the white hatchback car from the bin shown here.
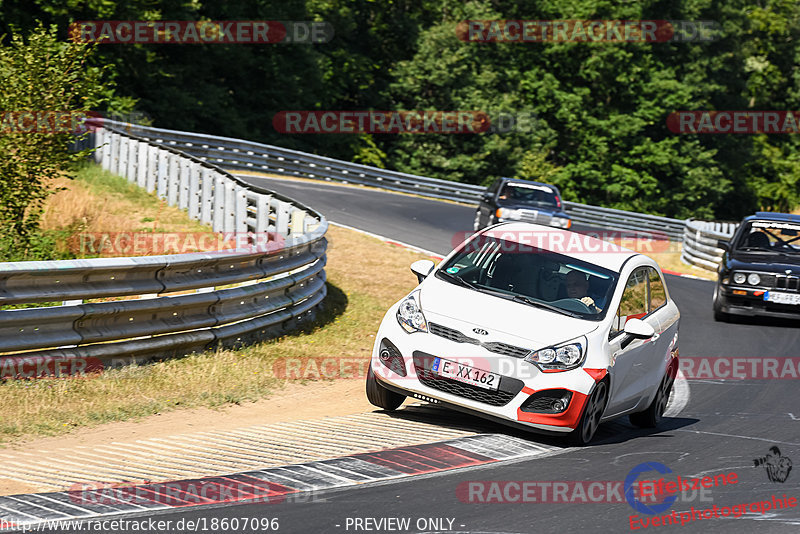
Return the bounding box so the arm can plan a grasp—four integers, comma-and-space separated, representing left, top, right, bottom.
366, 223, 680, 445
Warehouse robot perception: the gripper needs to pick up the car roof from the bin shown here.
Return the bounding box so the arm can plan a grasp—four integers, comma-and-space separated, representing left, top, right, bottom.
744, 212, 800, 224
478, 222, 640, 272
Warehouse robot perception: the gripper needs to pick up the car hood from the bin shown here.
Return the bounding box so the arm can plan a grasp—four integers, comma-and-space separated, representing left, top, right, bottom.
728, 252, 800, 272
419, 276, 599, 348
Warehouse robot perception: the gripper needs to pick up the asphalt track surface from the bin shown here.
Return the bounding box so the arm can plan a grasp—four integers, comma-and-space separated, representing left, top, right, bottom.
37, 176, 800, 533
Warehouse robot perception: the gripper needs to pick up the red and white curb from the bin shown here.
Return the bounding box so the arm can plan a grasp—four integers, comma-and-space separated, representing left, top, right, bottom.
0, 434, 559, 528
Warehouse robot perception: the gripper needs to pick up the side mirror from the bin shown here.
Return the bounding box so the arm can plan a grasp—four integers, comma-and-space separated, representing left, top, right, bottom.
620, 319, 655, 349
717, 240, 729, 251
482, 192, 493, 202
410, 259, 435, 284
623, 318, 655, 338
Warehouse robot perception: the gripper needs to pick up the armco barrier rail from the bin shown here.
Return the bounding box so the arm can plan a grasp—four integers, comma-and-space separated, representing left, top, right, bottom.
114, 122, 686, 240
0, 123, 328, 372
681, 219, 738, 272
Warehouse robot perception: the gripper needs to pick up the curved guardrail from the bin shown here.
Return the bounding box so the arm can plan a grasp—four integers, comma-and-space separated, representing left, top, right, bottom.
112, 121, 687, 240
0, 122, 328, 374
681, 219, 739, 272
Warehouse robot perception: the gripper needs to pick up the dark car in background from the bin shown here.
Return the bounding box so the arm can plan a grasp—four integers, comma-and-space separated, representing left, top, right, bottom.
713, 212, 800, 321
473, 177, 571, 232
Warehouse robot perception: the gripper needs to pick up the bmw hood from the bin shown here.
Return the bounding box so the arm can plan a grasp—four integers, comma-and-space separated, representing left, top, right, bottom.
418, 276, 599, 348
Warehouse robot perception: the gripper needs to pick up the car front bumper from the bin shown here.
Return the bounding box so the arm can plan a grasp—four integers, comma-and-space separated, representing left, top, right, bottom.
371, 317, 605, 434
717, 285, 800, 319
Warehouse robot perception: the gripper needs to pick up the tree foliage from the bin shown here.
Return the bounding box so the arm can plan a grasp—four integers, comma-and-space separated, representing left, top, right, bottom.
1, 0, 798, 223
0, 24, 114, 259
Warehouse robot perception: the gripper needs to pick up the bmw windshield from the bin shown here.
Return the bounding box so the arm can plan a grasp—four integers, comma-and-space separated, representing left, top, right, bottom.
437, 234, 619, 320
733, 221, 800, 256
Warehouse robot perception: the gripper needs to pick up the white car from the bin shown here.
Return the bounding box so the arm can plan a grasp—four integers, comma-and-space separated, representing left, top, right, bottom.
366, 222, 680, 445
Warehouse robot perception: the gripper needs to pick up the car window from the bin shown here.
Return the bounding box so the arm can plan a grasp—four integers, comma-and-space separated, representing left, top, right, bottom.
610, 267, 649, 338
734, 220, 800, 254
648, 267, 666, 312
498, 183, 558, 207
437, 234, 618, 320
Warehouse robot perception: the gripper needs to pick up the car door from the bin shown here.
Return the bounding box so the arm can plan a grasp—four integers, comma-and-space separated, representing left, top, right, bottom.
605, 266, 661, 416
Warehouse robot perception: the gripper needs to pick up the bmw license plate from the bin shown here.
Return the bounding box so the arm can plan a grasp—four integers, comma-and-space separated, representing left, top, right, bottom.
432, 357, 500, 391
764, 291, 800, 305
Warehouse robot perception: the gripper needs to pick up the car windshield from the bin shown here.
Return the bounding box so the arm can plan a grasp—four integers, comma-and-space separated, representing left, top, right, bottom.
734, 221, 800, 255
437, 235, 618, 320
498, 183, 559, 207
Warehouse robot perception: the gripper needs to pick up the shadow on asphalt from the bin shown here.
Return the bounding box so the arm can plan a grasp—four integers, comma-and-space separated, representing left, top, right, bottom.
372, 402, 699, 450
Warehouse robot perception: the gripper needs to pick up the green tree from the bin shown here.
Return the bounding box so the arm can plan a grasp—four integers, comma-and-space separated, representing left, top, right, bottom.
0, 24, 115, 260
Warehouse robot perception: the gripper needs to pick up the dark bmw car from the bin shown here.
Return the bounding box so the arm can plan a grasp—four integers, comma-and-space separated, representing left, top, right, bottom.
473, 177, 571, 231
713, 212, 800, 321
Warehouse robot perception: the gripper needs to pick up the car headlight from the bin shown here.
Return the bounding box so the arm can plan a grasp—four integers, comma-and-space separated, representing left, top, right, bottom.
524, 337, 587, 371
496, 208, 521, 220
747, 273, 761, 286
733, 272, 746, 284
396, 291, 428, 333
551, 217, 571, 229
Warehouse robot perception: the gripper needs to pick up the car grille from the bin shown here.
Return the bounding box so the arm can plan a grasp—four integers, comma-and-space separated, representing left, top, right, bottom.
412, 352, 524, 407
774, 275, 800, 292
429, 323, 530, 358
516, 210, 552, 225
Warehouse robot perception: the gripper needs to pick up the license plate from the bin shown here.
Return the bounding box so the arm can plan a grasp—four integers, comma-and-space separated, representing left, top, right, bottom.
764, 291, 800, 305
432, 358, 500, 391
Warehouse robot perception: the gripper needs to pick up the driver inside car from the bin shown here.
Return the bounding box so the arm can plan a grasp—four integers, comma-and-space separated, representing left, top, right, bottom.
565, 270, 601, 312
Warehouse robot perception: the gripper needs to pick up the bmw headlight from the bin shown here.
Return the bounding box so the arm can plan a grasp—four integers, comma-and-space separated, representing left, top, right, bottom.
396, 291, 428, 334
551, 217, 572, 229
496, 208, 521, 220
524, 337, 587, 370
747, 273, 761, 286
732, 272, 746, 284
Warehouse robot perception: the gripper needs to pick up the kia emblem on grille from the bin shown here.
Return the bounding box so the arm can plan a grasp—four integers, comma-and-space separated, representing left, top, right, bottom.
472, 328, 489, 336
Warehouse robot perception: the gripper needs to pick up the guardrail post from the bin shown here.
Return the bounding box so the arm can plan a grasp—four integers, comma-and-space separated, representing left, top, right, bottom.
255, 194, 270, 234
224, 180, 236, 233
179, 159, 190, 210
157, 149, 169, 199
212, 174, 225, 232
167, 153, 180, 206
188, 162, 201, 220
275, 201, 290, 235
200, 168, 213, 225
235, 185, 248, 234
146, 145, 158, 193
114, 134, 124, 176
126, 138, 137, 182
136, 140, 148, 188
290, 209, 306, 235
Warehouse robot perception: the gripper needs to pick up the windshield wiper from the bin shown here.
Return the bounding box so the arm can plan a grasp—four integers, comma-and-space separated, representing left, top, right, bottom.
437, 270, 481, 290
511, 295, 581, 318
736, 246, 777, 253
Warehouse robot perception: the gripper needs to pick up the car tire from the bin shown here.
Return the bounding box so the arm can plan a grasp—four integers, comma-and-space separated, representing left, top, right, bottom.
569, 380, 608, 446
712, 287, 729, 322
366, 364, 405, 411
629, 368, 674, 428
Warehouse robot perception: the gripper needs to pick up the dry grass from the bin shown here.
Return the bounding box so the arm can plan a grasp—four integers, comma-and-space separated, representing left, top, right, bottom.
41, 164, 213, 257
0, 225, 429, 443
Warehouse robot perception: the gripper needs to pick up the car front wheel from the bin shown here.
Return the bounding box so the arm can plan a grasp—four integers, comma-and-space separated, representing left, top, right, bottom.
712, 286, 729, 322
366, 364, 405, 411
569, 380, 608, 446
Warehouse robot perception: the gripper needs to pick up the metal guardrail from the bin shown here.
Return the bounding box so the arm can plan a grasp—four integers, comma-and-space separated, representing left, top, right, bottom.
0, 123, 328, 374
681, 219, 739, 272
112, 122, 686, 240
